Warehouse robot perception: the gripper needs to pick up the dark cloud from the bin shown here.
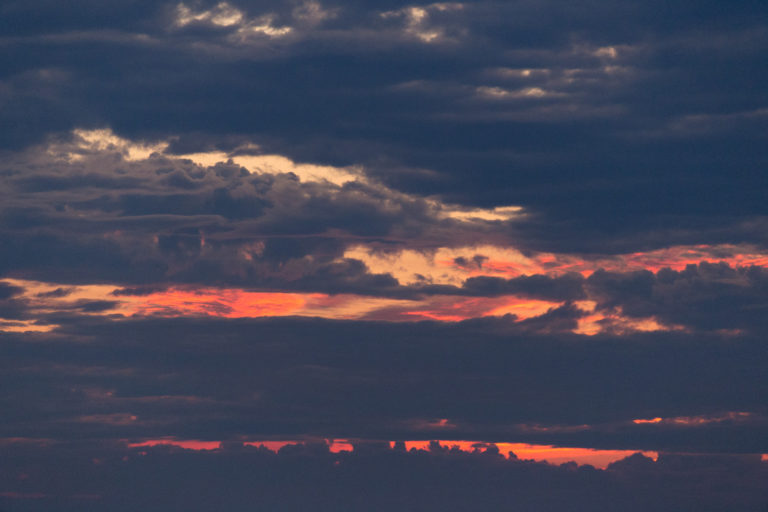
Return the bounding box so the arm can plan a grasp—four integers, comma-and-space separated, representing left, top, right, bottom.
0, 1, 766, 251
0, 281, 28, 319
587, 262, 768, 333
36, 287, 74, 298
1, 317, 767, 452
461, 273, 586, 301
0, 439, 765, 512
0, 141, 521, 293
0, 281, 23, 300
2, 2, 767, 506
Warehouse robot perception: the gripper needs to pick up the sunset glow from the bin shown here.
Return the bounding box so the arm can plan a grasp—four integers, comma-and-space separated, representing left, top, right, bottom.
3, 2, 767, 507
124, 438, 657, 469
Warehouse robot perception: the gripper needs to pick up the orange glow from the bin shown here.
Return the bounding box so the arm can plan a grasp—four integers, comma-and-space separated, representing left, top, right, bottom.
6, 241, 768, 329
390, 440, 658, 469
328, 439, 354, 453
574, 303, 685, 336
633, 417, 663, 424
761, 454, 768, 462
128, 439, 221, 450
244, 440, 299, 451
347, 243, 768, 288
124, 438, 656, 468
0, 320, 56, 333
393, 295, 560, 322
131, 288, 312, 318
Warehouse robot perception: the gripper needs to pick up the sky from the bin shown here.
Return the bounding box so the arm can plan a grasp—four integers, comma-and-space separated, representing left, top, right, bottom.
1, 1, 768, 510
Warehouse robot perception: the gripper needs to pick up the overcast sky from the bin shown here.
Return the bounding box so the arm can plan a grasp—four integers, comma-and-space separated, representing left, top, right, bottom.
1, 1, 768, 510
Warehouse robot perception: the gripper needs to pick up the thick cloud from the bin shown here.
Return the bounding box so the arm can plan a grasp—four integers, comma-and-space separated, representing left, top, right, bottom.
3, 3, 767, 508
461, 273, 586, 301
0, 439, 765, 512
587, 262, 768, 334
2, 316, 767, 452
0, 141, 450, 291
1, 1, 767, 251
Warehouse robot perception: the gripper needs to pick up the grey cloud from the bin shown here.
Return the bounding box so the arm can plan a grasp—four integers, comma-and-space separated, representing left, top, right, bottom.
1, 0, 766, 255
461, 273, 586, 301
2, 316, 767, 452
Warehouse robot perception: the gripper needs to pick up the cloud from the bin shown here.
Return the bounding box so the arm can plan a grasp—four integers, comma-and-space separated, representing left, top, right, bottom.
0, 437, 765, 512
1, 0, 766, 254
2, 2, 768, 506
1, 316, 767, 454
586, 262, 768, 334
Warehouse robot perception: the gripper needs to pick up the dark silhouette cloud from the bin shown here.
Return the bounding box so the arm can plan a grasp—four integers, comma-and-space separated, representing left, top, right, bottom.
0, 439, 765, 512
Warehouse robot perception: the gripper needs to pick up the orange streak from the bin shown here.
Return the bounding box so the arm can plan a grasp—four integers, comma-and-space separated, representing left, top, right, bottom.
128, 439, 221, 450
131, 288, 313, 318
633, 417, 663, 424
393, 296, 560, 322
